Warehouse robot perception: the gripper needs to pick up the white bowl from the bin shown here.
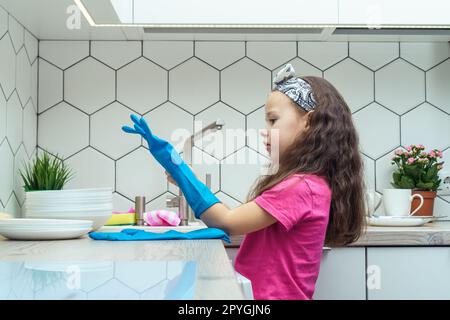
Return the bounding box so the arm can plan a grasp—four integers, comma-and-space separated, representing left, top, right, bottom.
23, 203, 113, 212
23, 212, 111, 230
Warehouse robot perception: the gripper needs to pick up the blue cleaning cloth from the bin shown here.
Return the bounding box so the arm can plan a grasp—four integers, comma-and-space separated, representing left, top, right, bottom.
89, 227, 231, 243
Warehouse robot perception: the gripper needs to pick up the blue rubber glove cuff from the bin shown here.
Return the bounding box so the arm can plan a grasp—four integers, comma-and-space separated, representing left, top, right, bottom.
122, 115, 221, 219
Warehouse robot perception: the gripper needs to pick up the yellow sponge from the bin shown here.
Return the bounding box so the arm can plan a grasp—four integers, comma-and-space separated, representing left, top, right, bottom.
105, 213, 135, 226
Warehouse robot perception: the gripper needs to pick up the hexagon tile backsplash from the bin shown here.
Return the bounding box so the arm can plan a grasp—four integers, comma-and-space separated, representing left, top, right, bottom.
34, 39, 450, 218
1, 7, 449, 219
0, 7, 38, 217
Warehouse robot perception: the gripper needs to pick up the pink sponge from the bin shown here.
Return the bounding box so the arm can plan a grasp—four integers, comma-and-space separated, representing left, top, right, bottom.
143, 209, 181, 226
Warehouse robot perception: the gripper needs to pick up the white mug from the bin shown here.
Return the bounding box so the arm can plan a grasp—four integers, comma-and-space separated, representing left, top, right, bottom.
365, 189, 383, 216
383, 188, 424, 216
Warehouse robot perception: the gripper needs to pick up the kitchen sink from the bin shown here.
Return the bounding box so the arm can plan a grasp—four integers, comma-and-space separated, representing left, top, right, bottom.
97, 220, 207, 233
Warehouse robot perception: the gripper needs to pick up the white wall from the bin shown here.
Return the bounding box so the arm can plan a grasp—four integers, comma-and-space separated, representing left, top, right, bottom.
35, 40, 450, 217
0, 5, 38, 217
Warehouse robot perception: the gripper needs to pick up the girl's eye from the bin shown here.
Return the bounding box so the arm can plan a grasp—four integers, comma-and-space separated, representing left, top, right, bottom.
269, 119, 277, 124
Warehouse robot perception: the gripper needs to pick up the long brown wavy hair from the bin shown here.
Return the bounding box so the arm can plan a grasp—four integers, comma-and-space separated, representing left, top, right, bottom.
246, 76, 367, 246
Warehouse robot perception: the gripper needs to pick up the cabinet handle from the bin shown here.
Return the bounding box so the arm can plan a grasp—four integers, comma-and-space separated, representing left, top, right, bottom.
322, 246, 332, 251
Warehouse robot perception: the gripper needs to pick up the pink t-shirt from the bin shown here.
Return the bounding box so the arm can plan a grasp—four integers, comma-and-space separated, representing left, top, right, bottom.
234, 173, 332, 300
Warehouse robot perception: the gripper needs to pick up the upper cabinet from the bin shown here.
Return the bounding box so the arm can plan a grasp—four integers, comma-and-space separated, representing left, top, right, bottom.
85, 0, 340, 25
339, 0, 450, 26
82, 0, 450, 26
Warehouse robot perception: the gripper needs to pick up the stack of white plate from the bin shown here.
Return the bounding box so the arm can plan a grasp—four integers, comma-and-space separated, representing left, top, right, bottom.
0, 219, 93, 240
23, 187, 113, 230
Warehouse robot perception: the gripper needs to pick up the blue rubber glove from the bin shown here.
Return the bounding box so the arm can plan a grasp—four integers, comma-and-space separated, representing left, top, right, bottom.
122, 114, 221, 219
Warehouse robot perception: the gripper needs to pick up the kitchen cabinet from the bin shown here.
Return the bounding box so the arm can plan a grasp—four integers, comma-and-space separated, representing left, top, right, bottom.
313, 248, 366, 300
339, 0, 450, 26
366, 247, 450, 300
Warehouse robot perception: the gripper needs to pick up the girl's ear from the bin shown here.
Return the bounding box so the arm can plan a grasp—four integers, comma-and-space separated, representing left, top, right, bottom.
305, 110, 315, 129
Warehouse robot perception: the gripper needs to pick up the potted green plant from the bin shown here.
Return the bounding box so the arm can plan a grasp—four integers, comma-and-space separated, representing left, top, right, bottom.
20, 151, 74, 191
390, 144, 445, 216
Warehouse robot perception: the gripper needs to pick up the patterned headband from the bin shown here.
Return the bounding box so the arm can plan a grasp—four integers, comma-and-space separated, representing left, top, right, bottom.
272, 63, 317, 112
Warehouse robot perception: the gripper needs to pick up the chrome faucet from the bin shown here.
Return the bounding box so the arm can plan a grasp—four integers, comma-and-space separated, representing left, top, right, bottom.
166, 119, 225, 226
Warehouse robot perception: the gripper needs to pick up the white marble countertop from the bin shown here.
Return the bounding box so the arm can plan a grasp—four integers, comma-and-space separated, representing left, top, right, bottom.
0, 232, 245, 300
226, 221, 450, 247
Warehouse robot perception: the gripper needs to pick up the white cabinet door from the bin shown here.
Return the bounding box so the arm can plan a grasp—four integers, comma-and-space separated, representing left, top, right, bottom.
367, 247, 450, 300
131, 0, 339, 25
339, 0, 450, 25
313, 247, 366, 300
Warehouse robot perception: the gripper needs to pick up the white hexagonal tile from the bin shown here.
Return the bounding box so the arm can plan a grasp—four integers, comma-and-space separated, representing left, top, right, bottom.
8, 15, 23, 53
434, 197, 450, 220
401, 42, 450, 71
5, 193, 20, 218
0, 7, 7, 38
13, 145, 28, 205
39, 41, 89, 69
401, 103, 450, 151
117, 57, 167, 114
298, 42, 348, 70
24, 30, 38, 64
426, 59, 450, 113
194, 102, 245, 159
353, 103, 400, 159
38, 58, 63, 113
65, 57, 115, 114
91, 41, 141, 69
247, 42, 296, 70
15, 47, 31, 105
195, 41, 245, 70
221, 147, 269, 202
30, 60, 37, 110
169, 57, 219, 114
6, 92, 22, 154
324, 58, 374, 113
91, 102, 141, 160
38, 102, 89, 159
116, 261, 167, 293
375, 147, 406, 194
143, 41, 193, 69
273, 57, 322, 79
246, 105, 270, 158
375, 59, 425, 114
113, 192, 133, 212
349, 42, 399, 71
188, 147, 220, 193
147, 191, 178, 210
87, 279, 139, 300
0, 90, 6, 142
362, 153, 375, 190
65, 147, 115, 190
221, 58, 270, 115
214, 191, 242, 208
0, 35, 16, 97
0, 140, 14, 205
116, 147, 167, 201
22, 100, 37, 157
144, 102, 193, 153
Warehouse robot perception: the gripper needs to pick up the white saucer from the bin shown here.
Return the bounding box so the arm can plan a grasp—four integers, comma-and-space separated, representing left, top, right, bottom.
367, 215, 445, 227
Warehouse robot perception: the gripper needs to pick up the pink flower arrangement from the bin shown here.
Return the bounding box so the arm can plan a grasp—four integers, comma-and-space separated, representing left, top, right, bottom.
391, 144, 445, 191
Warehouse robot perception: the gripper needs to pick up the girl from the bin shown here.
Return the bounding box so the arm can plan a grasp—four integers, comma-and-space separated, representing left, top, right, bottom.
122, 63, 366, 300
